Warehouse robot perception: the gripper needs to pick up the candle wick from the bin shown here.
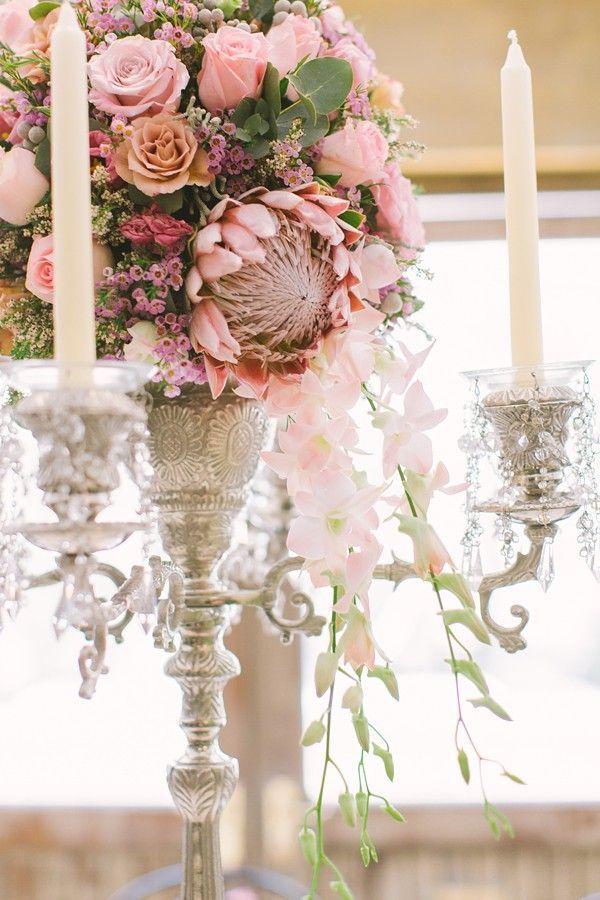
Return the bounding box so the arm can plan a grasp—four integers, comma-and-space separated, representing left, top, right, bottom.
507, 29, 518, 45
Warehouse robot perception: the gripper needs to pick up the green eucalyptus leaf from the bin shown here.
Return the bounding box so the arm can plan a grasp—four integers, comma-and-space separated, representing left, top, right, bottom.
29, 1, 60, 21
231, 97, 256, 127
316, 173, 342, 187
298, 828, 318, 866
248, 136, 271, 159
352, 713, 370, 751
276, 100, 329, 147
457, 748, 470, 784
373, 743, 394, 781
288, 57, 353, 115
338, 792, 356, 828
235, 128, 252, 143
435, 572, 475, 609
440, 608, 490, 645
263, 62, 282, 115
469, 694, 512, 721
34, 137, 51, 178
127, 184, 151, 206
301, 719, 326, 746
217, 0, 240, 16
244, 112, 269, 137
156, 189, 183, 214
446, 658, 489, 694
366, 665, 399, 700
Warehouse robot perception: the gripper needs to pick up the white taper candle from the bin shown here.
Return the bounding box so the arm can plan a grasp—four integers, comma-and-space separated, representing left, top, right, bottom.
501, 30, 543, 368
50, 2, 96, 372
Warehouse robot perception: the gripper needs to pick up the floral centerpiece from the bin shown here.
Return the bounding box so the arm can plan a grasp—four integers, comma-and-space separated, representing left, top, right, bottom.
0, 0, 518, 894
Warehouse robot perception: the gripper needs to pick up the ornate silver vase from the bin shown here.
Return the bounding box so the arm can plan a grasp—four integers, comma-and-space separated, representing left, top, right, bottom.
147, 384, 271, 900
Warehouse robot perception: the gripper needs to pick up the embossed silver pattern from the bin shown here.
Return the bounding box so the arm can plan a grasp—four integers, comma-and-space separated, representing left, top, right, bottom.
147, 384, 271, 900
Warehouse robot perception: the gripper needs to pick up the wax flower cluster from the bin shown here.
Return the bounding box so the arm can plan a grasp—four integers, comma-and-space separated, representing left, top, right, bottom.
0, 0, 517, 894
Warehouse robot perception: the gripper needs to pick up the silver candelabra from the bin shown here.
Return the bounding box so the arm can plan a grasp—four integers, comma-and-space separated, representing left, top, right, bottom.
1, 356, 598, 899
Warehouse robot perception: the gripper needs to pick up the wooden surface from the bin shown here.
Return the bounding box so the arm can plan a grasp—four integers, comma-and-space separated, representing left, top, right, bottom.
2, 805, 600, 899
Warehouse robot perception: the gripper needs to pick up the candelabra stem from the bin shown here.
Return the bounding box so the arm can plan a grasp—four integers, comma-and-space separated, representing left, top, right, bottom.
166, 606, 240, 900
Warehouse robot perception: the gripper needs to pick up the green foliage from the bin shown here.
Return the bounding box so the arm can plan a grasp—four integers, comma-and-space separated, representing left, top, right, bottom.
469, 695, 512, 721
366, 665, 399, 700
439, 608, 491, 644
457, 748, 470, 784
373, 743, 394, 781
156, 189, 183, 214
301, 719, 326, 746
434, 572, 475, 609
338, 792, 356, 828
248, 0, 274, 23
299, 828, 318, 866
352, 713, 370, 751
276, 100, 329, 147
446, 658, 489, 694
29, 1, 59, 20
484, 801, 514, 839
34, 137, 51, 178
287, 57, 353, 117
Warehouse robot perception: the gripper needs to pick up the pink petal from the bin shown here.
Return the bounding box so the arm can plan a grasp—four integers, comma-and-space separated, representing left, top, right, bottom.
259, 190, 303, 210
227, 203, 278, 237
287, 517, 328, 560
360, 242, 402, 290
205, 356, 229, 399
197, 245, 244, 282
220, 221, 266, 263
193, 222, 222, 255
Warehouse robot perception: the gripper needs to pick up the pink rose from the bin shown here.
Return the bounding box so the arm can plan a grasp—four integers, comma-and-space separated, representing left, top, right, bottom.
316, 119, 388, 188
114, 113, 212, 197
0, 146, 49, 226
0, 85, 17, 140
370, 74, 405, 115
371, 164, 424, 259
88, 35, 189, 119
0, 0, 34, 53
266, 15, 321, 76
322, 37, 374, 89
197, 26, 268, 115
121, 209, 193, 249
25, 234, 114, 303
20, 6, 60, 82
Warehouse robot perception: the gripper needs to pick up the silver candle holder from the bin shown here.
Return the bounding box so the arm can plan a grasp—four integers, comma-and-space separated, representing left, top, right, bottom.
460, 361, 598, 652
0, 359, 157, 697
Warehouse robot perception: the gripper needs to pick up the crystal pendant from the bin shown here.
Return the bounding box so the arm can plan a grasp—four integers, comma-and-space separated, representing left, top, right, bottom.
536, 539, 555, 593
590, 544, 600, 582
462, 545, 483, 591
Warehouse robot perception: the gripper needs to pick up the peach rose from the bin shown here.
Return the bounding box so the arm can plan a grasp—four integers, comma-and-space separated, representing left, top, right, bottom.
25, 234, 113, 303
20, 7, 60, 82
322, 37, 374, 89
370, 74, 405, 116
316, 119, 388, 188
266, 15, 322, 76
88, 35, 189, 119
114, 113, 212, 197
197, 26, 268, 114
0, 0, 34, 53
371, 164, 424, 259
0, 146, 49, 226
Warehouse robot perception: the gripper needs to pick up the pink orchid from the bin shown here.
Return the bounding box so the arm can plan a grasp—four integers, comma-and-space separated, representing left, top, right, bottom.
265, 368, 361, 422
263, 413, 357, 495
372, 381, 447, 476
395, 515, 453, 577
399, 463, 465, 518
340, 606, 376, 670
375, 341, 433, 396
335, 541, 381, 616
357, 241, 403, 305
287, 471, 382, 572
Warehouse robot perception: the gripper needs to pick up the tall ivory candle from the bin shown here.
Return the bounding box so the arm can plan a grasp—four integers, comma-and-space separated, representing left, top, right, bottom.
50, 2, 96, 370
501, 30, 543, 368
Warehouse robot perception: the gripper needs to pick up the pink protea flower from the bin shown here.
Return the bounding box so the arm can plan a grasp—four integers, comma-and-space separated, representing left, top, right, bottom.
186, 182, 363, 399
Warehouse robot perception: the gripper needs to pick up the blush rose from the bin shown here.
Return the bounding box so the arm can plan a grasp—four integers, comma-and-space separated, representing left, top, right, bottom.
371, 164, 425, 258
197, 26, 269, 114
322, 37, 374, 89
316, 119, 388, 188
0, 146, 49, 226
266, 15, 321, 76
88, 35, 190, 119
0, 0, 34, 53
25, 234, 113, 303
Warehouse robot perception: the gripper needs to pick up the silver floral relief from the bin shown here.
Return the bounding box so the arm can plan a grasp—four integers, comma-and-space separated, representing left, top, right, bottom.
147, 385, 272, 900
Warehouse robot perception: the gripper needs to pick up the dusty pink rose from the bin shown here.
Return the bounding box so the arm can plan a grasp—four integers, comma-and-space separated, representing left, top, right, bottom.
0, 85, 17, 140
20, 7, 60, 82
370, 74, 405, 115
25, 234, 113, 303
0, 0, 34, 53
197, 26, 268, 114
121, 209, 193, 248
0, 146, 48, 226
88, 35, 189, 119
266, 15, 321, 76
316, 119, 388, 188
114, 113, 212, 197
322, 37, 374, 89
371, 164, 424, 259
